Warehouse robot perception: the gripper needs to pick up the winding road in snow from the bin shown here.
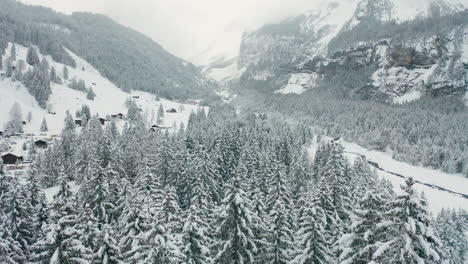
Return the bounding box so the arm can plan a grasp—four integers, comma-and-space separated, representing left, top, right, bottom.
345, 151, 468, 200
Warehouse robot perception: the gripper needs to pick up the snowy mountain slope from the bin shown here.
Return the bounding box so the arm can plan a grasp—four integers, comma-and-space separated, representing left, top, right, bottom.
190, 23, 244, 83
309, 137, 468, 214
347, 0, 467, 28
0, 0, 218, 100
0, 42, 206, 135
231, 0, 468, 102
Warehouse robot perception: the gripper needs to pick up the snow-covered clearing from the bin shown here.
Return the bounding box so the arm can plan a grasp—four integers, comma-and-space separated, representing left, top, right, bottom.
309, 137, 468, 214
0, 42, 207, 135
43, 181, 79, 203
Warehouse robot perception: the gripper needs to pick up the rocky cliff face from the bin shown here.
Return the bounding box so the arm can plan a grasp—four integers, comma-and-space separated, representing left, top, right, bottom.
234, 0, 468, 103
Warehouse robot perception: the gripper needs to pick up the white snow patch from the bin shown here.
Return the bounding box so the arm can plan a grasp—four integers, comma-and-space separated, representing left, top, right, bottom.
43, 181, 79, 203
275, 84, 306, 95
275, 73, 319, 95
393, 90, 421, 104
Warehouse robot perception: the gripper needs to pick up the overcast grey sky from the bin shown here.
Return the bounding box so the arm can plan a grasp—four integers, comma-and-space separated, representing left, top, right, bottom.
19, 0, 319, 60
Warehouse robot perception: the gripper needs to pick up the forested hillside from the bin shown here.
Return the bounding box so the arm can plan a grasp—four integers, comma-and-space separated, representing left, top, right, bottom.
0, 104, 466, 263
234, 87, 468, 177
0, 0, 218, 100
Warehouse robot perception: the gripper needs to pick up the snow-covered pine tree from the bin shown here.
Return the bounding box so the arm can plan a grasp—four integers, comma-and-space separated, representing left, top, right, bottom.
2, 178, 36, 257
93, 224, 123, 264
182, 153, 217, 258
373, 177, 442, 263
349, 156, 374, 205
288, 148, 312, 196
78, 205, 101, 257
106, 142, 129, 223
189, 144, 221, 205
26, 46, 40, 66
321, 142, 351, 225
312, 143, 330, 183
266, 197, 294, 264
181, 203, 212, 264
152, 134, 175, 187
435, 208, 467, 264
78, 142, 112, 225
10, 43, 17, 61
136, 186, 184, 263
60, 111, 77, 178
214, 167, 258, 264
0, 213, 26, 263
337, 174, 388, 263
133, 156, 164, 217
40, 118, 48, 132
293, 192, 330, 264
0, 174, 27, 263
25, 159, 49, 240
63, 65, 69, 80
157, 103, 165, 125
31, 171, 92, 263
118, 192, 150, 263
248, 174, 269, 264
313, 174, 340, 260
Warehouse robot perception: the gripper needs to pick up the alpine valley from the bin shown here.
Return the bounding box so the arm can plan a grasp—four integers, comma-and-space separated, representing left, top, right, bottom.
0, 0, 467, 263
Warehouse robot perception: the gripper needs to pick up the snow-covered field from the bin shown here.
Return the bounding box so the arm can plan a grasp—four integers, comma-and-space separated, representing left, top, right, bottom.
0, 42, 207, 135
309, 137, 468, 214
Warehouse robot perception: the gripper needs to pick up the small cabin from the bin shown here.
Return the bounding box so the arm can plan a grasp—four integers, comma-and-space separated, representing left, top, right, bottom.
92, 82, 96, 85
111, 113, 125, 119
0, 131, 3, 136
132, 95, 140, 99
75, 119, 82, 127
1, 153, 23, 165
34, 139, 48, 149
22, 121, 27, 125
166, 108, 177, 113
150, 125, 171, 132
48, 111, 56, 115
99, 118, 106, 125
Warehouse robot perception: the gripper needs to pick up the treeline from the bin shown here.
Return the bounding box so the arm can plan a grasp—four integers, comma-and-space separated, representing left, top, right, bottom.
0, 0, 76, 67
235, 77, 468, 176
0, 104, 466, 263
0, 0, 218, 101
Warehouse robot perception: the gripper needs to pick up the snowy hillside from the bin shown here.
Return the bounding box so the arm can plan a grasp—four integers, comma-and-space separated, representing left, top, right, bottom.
0, 42, 207, 135
309, 137, 468, 214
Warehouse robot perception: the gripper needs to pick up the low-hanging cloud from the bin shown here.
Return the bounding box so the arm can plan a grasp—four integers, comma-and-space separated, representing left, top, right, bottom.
19, 0, 322, 59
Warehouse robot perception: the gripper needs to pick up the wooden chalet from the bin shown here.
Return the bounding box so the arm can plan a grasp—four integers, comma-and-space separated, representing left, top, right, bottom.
150, 125, 171, 132
34, 139, 48, 149
166, 108, 177, 113
111, 113, 125, 119
99, 118, 107, 125
1, 153, 23, 165
75, 119, 82, 127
